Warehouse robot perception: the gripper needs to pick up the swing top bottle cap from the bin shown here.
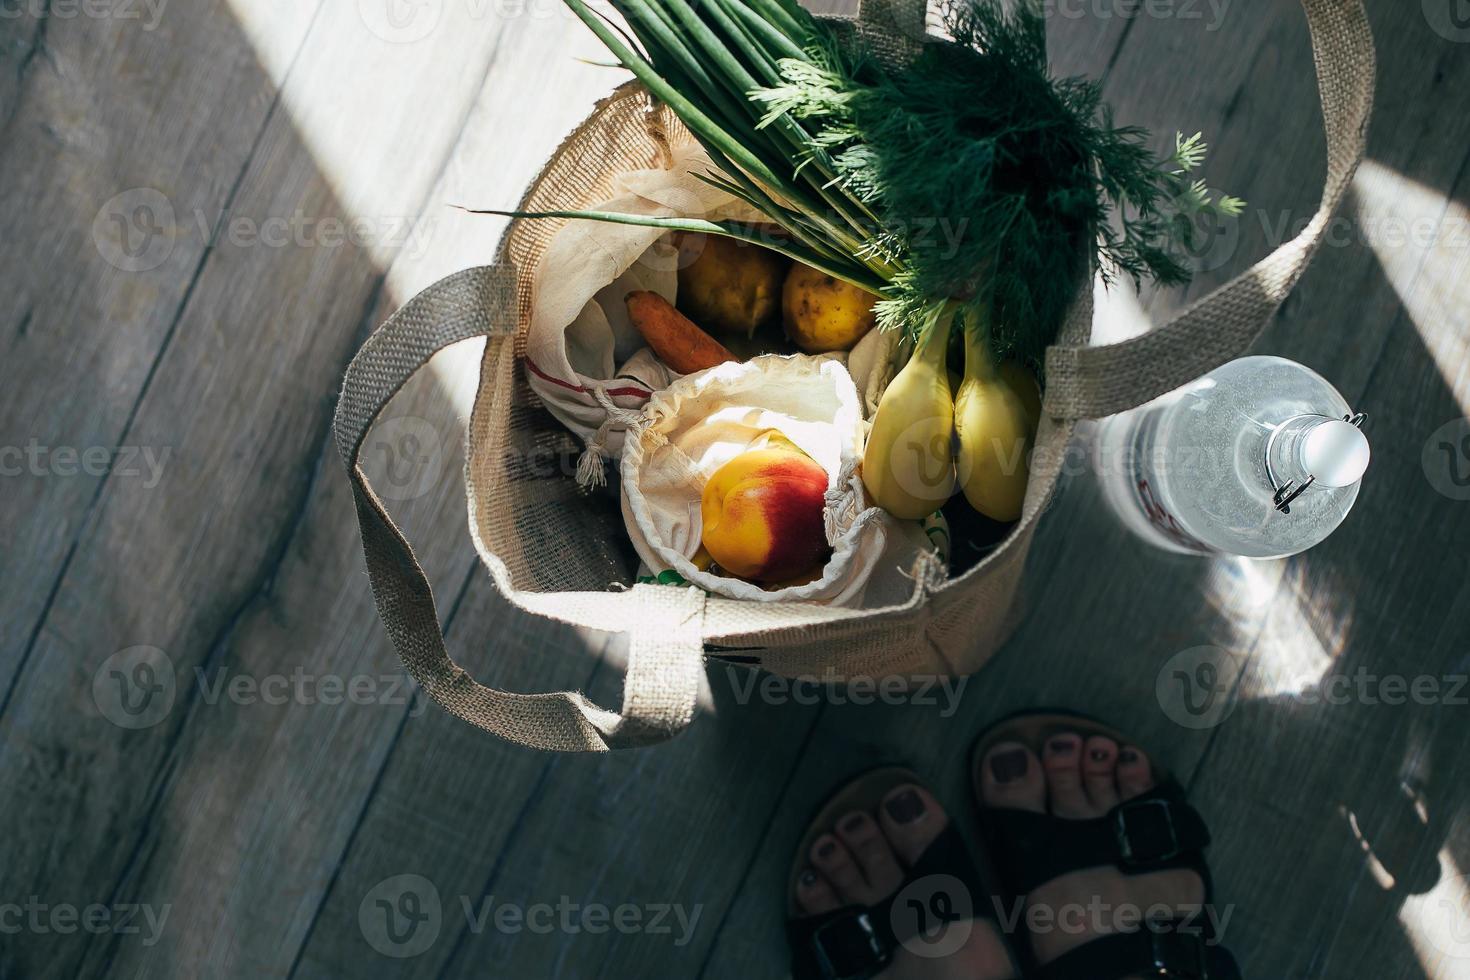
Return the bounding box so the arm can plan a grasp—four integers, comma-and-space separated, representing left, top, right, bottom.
1302, 418, 1370, 488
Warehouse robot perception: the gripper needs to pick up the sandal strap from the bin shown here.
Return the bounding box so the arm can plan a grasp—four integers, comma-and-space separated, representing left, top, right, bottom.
988, 784, 1211, 895
789, 822, 992, 980
789, 906, 895, 980
1037, 919, 1242, 980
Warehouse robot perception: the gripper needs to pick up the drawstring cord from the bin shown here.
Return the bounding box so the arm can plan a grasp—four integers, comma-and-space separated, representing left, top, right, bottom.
577, 386, 647, 490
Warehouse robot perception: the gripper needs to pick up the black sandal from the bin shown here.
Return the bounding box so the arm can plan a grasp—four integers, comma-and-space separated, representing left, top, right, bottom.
971, 711, 1243, 980
786, 767, 1000, 980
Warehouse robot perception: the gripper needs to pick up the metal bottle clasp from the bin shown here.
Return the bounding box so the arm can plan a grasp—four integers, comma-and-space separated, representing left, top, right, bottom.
1268, 412, 1366, 514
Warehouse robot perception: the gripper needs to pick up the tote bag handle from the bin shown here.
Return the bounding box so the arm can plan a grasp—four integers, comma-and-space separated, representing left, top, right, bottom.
1041, 0, 1375, 420
334, 264, 706, 751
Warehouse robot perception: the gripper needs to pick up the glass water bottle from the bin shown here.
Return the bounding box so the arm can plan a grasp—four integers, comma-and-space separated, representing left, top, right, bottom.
1094, 355, 1370, 559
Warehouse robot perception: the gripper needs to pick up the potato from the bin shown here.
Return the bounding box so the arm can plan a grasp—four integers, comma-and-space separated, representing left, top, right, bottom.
675, 233, 787, 337
782, 263, 878, 353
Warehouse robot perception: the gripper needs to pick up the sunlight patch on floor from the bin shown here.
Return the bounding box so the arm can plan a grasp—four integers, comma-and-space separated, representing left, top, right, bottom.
1207, 555, 1282, 613
1353, 159, 1470, 413
222, 0, 313, 85
424, 342, 488, 420
1399, 849, 1470, 976
1209, 557, 1348, 699
1088, 273, 1155, 344
223, 0, 600, 280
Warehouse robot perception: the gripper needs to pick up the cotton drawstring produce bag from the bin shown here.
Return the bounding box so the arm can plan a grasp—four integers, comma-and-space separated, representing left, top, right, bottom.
519, 138, 765, 484
620, 353, 940, 608
335, 0, 1376, 750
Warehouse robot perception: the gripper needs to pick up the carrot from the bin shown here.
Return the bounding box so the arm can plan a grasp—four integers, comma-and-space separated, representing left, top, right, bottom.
625, 290, 738, 374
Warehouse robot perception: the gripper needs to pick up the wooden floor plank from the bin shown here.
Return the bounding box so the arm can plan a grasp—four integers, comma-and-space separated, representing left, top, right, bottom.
0, 0, 318, 703
0, 3, 520, 976
1170, 4, 1470, 976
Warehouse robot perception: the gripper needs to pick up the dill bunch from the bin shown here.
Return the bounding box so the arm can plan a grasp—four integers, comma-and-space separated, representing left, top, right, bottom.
758, 0, 1244, 366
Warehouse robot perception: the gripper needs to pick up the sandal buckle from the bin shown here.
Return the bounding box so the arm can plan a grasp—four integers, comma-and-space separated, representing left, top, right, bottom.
1146, 920, 1210, 978
1114, 798, 1182, 868
811, 911, 892, 980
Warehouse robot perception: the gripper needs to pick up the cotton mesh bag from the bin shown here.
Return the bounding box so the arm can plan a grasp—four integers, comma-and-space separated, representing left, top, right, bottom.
621, 354, 940, 607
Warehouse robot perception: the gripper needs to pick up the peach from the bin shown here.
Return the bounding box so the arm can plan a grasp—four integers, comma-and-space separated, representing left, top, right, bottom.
700, 444, 831, 584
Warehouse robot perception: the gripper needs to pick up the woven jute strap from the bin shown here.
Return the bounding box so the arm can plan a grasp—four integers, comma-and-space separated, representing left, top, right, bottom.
333, 264, 706, 751
1043, 0, 1375, 420
834, 0, 929, 67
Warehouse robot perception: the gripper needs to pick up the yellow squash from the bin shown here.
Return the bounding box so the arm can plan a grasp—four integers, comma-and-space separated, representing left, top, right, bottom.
861, 316, 955, 519
953, 329, 1041, 522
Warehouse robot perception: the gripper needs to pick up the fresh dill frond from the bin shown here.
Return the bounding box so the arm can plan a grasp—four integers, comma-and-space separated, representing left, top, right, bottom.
752, 0, 1245, 367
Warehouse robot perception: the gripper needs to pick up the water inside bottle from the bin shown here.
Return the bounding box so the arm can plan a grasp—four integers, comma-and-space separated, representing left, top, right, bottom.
1095, 356, 1366, 559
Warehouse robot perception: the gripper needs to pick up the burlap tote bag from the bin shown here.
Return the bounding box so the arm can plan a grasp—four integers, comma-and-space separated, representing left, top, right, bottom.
334, 0, 1375, 751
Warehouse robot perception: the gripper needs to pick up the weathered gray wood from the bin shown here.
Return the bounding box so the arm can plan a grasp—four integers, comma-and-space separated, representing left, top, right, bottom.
2, 0, 1468, 978
1136, 5, 1470, 977
0, 2, 522, 977
0, 0, 318, 698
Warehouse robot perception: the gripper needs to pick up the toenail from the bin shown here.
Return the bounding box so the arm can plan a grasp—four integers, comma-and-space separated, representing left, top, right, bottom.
1047, 737, 1076, 754
1090, 748, 1109, 762
816, 841, 836, 859
799, 870, 818, 886
990, 748, 1029, 783
840, 814, 866, 833
1119, 748, 1139, 764
885, 789, 926, 824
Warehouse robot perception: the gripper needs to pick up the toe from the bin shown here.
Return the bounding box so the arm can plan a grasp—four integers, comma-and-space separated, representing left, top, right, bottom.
980, 742, 1045, 814
876, 784, 950, 866
1116, 745, 1156, 800
811, 833, 881, 906
795, 868, 841, 916
1042, 733, 1095, 818
1082, 736, 1121, 811
836, 810, 904, 897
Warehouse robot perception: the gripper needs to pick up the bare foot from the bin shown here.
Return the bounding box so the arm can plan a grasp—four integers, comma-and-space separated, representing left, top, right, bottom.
795, 783, 1019, 980
979, 734, 1210, 976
